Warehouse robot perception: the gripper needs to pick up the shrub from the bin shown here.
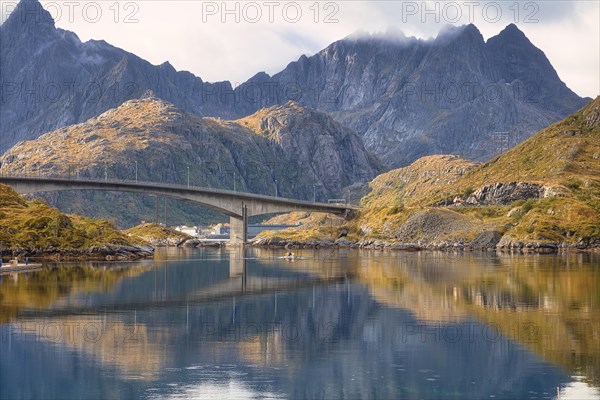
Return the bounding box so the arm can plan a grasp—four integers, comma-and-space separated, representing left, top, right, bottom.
521, 199, 536, 213
387, 204, 404, 215
566, 179, 582, 191
462, 186, 475, 197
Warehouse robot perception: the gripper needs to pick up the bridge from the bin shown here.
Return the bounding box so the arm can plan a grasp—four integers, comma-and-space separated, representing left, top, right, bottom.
0, 175, 356, 244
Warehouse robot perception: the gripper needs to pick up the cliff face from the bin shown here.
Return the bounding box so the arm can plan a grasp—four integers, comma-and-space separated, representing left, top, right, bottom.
236, 102, 381, 189
0, 97, 380, 226
1, 0, 589, 166
236, 24, 589, 166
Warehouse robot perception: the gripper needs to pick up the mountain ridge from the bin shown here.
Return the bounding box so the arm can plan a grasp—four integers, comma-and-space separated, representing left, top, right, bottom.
0, 0, 590, 167
0, 96, 381, 226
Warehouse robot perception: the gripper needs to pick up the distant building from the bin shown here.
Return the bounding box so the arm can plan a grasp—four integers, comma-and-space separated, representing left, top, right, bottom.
212, 224, 230, 235
175, 225, 199, 237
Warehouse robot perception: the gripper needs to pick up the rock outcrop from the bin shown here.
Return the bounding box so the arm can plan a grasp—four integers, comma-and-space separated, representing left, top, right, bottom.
463, 182, 561, 205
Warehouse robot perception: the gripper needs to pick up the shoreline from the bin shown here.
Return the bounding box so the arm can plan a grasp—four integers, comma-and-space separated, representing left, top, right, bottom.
249, 238, 600, 253
0, 244, 154, 262
2, 240, 597, 262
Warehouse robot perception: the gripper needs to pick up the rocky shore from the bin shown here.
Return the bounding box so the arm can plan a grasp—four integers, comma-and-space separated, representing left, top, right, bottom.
0, 244, 155, 261
251, 236, 600, 253
6, 235, 594, 261
141, 237, 189, 247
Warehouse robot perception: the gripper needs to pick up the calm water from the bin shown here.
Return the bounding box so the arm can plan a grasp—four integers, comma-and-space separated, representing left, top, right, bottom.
0, 248, 598, 400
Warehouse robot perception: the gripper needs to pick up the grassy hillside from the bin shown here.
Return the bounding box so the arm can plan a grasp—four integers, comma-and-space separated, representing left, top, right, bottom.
355, 155, 478, 238
0, 184, 148, 255
443, 96, 600, 209
361, 155, 477, 208
254, 212, 345, 244
255, 97, 600, 248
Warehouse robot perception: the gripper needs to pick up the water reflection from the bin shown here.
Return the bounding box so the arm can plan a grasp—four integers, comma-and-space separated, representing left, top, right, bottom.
0, 249, 598, 399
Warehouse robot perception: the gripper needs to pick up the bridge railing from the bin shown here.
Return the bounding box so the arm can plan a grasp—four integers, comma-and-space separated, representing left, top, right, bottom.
0, 172, 358, 209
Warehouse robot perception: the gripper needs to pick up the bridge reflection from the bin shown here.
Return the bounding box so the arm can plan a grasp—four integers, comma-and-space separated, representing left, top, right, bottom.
13, 248, 347, 319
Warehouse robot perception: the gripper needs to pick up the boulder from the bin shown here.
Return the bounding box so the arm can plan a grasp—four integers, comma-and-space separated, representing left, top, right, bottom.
469, 231, 503, 249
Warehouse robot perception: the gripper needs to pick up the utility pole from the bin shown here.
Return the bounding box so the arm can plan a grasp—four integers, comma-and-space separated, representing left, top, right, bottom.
330, 215, 333, 240
164, 197, 167, 227
155, 195, 159, 224
275, 179, 278, 197
491, 132, 510, 155
135, 161, 138, 183
233, 172, 236, 192
313, 185, 316, 203
187, 166, 190, 188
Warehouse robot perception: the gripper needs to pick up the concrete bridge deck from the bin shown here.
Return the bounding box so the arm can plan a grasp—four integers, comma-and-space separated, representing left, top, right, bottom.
0, 175, 357, 244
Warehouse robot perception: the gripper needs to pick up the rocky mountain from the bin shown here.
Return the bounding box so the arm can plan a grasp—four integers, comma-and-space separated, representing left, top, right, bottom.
239, 24, 589, 166
0, 0, 589, 166
0, 96, 380, 226
0, 0, 237, 153
257, 97, 600, 250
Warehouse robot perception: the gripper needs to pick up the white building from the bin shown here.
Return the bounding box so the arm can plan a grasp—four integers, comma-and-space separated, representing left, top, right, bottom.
175, 226, 199, 237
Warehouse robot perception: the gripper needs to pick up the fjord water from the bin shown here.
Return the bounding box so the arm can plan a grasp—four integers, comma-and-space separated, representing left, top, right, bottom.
0, 249, 598, 400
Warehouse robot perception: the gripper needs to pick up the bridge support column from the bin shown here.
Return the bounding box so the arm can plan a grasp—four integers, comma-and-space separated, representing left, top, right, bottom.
229, 204, 248, 245
228, 246, 246, 280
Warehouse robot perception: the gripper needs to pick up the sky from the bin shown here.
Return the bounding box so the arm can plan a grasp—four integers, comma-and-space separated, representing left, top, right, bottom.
2, 0, 599, 98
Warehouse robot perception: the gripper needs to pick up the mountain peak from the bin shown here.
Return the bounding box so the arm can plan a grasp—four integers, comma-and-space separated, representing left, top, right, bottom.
438, 23, 480, 37
435, 23, 484, 47
463, 23, 481, 33
159, 61, 176, 73
3, 0, 55, 31
487, 23, 532, 48
483, 21, 583, 113
499, 23, 527, 38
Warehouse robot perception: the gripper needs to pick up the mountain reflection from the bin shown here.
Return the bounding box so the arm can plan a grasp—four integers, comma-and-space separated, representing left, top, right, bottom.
0, 262, 152, 323
0, 249, 598, 399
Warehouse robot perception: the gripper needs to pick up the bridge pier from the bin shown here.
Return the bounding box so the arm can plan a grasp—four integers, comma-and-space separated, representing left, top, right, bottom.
229, 204, 248, 245
228, 246, 246, 284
